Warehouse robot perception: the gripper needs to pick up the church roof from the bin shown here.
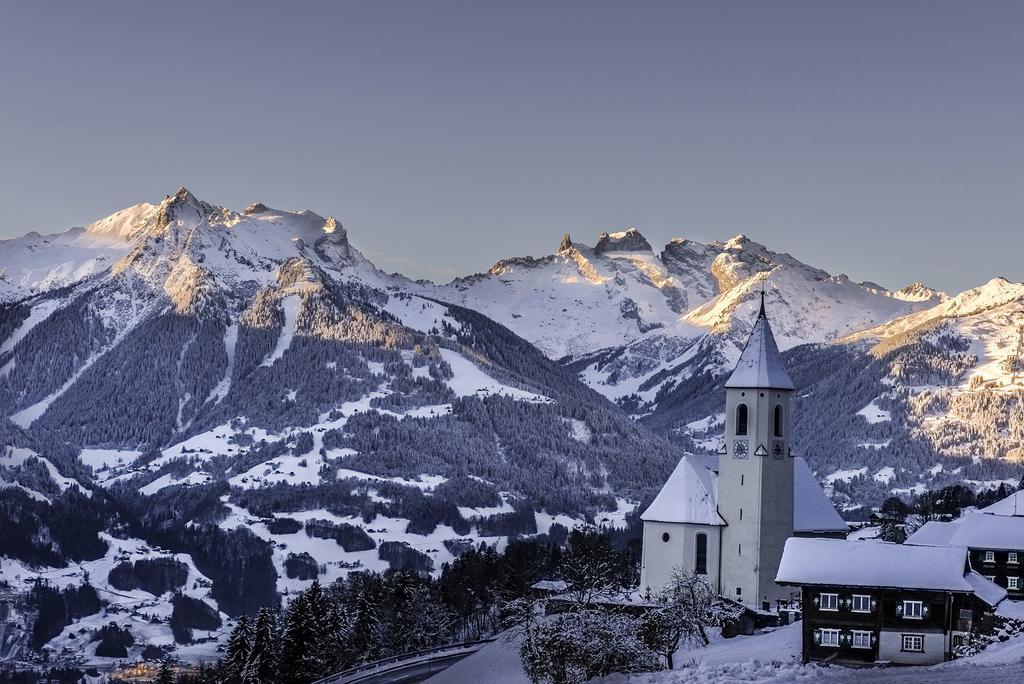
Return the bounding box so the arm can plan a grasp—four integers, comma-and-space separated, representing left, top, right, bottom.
725, 294, 794, 390
641, 456, 725, 525
793, 457, 850, 533
641, 455, 848, 534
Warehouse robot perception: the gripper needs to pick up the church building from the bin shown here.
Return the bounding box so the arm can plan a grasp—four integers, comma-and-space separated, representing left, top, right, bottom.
640, 295, 848, 610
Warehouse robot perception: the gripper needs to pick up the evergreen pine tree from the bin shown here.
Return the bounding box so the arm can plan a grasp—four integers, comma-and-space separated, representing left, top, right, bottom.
222, 615, 254, 684
280, 589, 318, 684
154, 659, 176, 684
318, 599, 351, 674
242, 607, 279, 684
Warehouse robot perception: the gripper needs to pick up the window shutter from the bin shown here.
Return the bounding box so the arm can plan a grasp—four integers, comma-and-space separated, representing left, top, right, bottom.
922, 604, 930, 618
813, 629, 821, 644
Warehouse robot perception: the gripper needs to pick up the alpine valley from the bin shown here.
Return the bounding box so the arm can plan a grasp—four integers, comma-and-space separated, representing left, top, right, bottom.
1, 188, 1022, 663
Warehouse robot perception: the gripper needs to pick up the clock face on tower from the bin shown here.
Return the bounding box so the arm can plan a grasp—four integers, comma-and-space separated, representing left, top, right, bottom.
733, 440, 749, 459
772, 440, 785, 459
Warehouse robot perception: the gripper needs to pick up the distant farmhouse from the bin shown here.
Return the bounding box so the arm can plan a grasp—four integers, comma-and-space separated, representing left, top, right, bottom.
640, 295, 848, 609
640, 294, 1014, 666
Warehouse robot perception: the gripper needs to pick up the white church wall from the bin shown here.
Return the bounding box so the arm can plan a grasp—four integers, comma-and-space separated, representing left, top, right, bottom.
640, 521, 720, 594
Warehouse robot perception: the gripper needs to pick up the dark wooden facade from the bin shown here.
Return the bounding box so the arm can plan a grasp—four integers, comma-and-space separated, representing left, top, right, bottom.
971, 548, 1024, 598
799, 584, 994, 665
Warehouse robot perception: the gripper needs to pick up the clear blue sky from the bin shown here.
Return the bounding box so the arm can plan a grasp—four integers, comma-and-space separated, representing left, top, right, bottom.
1, 1, 1020, 292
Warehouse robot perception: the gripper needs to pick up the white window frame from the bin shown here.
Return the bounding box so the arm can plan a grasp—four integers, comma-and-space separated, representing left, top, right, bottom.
851, 630, 872, 649
1010, 552, 1019, 565
986, 575, 996, 582
902, 600, 923, 619
1009, 577, 1020, 590
901, 633, 924, 653
819, 592, 839, 611
851, 594, 871, 613
820, 628, 841, 647
984, 550, 996, 563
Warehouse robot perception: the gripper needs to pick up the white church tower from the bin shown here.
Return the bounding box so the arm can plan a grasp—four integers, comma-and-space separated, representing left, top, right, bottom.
718, 292, 795, 611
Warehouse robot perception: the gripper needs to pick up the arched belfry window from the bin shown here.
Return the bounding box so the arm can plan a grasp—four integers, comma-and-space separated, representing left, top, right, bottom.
695, 533, 708, 575
735, 404, 748, 436
774, 405, 783, 437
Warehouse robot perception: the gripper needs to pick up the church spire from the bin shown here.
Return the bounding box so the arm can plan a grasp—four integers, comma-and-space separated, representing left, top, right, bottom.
725, 292, 794, 390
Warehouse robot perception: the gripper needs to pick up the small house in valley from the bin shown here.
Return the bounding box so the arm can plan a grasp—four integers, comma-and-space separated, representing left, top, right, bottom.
776, 537, 1005, 666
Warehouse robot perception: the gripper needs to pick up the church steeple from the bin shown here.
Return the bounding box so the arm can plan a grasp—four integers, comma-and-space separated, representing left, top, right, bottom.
718, 291, 796, 609
725, 292, 794, 390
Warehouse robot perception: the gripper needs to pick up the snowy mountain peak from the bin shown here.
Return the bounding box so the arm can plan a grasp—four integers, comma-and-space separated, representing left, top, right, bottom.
594, 228, 652, 254
558, 233, 573, 252
322, 216, 345, 238
154, 186, 220, 235
721, 234, 752, 250
895, 281, 947, 302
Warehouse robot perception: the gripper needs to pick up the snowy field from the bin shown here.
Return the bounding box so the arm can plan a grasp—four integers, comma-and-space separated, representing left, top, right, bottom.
429, 621, 1024, 684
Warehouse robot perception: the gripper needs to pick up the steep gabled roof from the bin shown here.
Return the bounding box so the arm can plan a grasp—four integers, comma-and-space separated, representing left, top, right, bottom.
641, 457, 725, 526
725, 293, 795, 390
643, 455, 846, 533
793, 457, 849, 533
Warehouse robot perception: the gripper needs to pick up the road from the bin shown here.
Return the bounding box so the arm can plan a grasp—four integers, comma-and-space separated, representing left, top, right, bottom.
339, 653, 474, 684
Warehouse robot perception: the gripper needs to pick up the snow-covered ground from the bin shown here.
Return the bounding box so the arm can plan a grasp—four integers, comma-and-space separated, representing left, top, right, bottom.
0, 534, 228, 666
431, 620, 1024, 684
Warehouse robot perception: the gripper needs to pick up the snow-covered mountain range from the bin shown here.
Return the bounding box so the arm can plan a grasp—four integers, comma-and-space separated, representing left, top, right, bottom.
1, 188, 1022, 664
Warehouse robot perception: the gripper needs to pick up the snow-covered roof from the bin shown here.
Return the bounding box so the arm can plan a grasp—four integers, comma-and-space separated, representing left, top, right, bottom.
641, 457, 725, 525
531, 580, 569, 593
966, 570, 1008, 607
904, 520, 959, 547
907, 512, 1024, 553
725, 296, 795, 390
643, 455, 845, 532
979, 490, 1024, 517
777, 538, 1000, 601
793, 458, 849, 533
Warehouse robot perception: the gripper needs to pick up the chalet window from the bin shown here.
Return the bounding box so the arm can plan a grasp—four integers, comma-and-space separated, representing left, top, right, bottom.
901, 634, 924, 652
695, 533, 708, 575
1010, 552, 1019, 565
851, 594, 871, 613
773, 405, 783, 437
957, 608, 973, 631
985, 575, 996, 582
1009, 577, 1020, 590
984, 550, 996, 563
819, 593, 839, 611
902, 600, 923, 619
736, 404, 748, 436
820, 628, 840, 647
851, 630, 872, 649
